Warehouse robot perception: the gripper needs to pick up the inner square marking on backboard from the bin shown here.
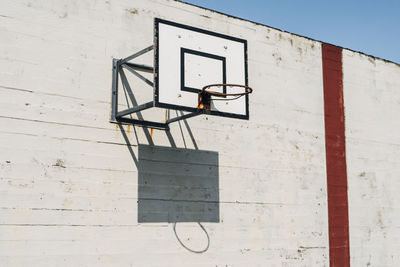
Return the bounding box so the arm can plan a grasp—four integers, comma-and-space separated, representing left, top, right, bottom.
180, 48, 226, 94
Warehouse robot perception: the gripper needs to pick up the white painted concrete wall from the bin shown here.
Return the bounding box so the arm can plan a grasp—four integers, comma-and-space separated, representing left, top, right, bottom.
4, 0, 398, 266
343, 52, 400, 266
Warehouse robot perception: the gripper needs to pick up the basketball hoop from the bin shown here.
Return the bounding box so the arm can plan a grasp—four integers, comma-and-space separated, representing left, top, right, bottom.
198, 83, 253, 110
110, 19, 251, 128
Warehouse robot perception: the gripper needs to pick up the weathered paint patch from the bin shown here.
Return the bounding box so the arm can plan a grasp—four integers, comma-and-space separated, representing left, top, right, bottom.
322, 44, 350, 267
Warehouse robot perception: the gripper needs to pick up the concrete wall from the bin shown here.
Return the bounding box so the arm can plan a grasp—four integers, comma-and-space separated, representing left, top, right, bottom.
0, 0, 398, 266
343, 51, 400, 266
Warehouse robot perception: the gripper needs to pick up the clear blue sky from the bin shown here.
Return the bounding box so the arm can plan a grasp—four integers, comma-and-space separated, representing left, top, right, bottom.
181, 0, 400, 64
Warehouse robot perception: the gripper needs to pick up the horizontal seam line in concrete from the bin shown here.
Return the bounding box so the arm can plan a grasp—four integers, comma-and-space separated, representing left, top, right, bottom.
0, 224, 140, 227
0, 115, 112, 131
0, 85, 111, 104
0, 130, 133, 147
0, 198, 309, 206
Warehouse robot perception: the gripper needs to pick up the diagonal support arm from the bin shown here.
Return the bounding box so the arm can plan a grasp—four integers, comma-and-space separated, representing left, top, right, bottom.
124, 62, 153, 73
116, 101, 154, 118
123, 64, 154, 87
166, 112, 202, 124
120, 45, 153, 64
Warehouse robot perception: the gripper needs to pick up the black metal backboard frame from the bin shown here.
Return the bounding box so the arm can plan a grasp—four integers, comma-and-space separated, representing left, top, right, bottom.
110, 18, 249, 130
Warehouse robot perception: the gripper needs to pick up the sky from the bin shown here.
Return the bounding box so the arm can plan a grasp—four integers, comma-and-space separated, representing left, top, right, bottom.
181, 0, 400, 64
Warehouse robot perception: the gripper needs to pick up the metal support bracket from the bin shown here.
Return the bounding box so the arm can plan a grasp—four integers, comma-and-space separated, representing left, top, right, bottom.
110, 45, 201, 130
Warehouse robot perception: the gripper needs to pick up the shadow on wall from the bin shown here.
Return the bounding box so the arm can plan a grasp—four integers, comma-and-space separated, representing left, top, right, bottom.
115, 64, 219, 222
137, 144, 219, 223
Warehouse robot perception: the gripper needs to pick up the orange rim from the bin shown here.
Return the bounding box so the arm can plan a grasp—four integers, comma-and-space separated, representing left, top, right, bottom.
201, 84, 252, 97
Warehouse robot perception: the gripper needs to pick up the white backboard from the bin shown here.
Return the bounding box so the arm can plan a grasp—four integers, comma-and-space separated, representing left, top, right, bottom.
154, 18, 249, 119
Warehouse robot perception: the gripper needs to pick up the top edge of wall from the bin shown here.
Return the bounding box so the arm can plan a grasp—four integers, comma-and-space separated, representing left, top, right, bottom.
176, 0, 399, 67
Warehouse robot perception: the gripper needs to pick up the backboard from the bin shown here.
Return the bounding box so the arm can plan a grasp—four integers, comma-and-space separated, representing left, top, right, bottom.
154, 18, 249, 119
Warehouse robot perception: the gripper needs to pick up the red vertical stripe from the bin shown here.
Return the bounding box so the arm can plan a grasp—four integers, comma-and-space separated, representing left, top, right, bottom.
322, 44, 350, 267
